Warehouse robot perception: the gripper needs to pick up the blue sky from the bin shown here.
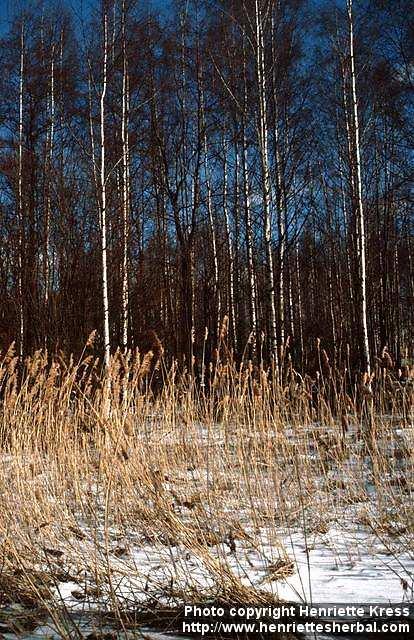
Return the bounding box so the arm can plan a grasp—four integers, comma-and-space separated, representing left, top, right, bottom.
0, 0, 172, 35
0, 0, 331, 36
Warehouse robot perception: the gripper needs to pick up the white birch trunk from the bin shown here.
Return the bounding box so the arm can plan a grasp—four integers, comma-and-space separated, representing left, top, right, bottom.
347, 0, 370, 375
339, 57, 356, 325
242, 120, 258, 354
100, 13, 110, 368
241, 32, 258, 355
254, 0, 278, 364
18, 23, 25, 358
271, 11, 286, 350
45, 44, 55, 305
121, 0, 130, 350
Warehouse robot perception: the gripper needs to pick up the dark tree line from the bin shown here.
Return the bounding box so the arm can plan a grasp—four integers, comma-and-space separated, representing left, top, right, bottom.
0, 0, 412, 374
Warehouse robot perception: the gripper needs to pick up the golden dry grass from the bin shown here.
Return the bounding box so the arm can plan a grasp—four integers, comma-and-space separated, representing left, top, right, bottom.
0, 340, 412, 636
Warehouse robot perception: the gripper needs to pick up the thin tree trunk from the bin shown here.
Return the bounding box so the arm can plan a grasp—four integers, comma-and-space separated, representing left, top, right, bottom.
240, 27, 258, 357
254, 0, 278, 364
393, 216, 401, 363
121, 0, 130, 350
347, 0, 370, 375
100, 12, 110, 368
88, 70, 99, 215
321, 171, 338, 362
232, 133, 240, 353
17, 22, 25, 358
200, 90, 220, 344
45, 44, 55, 306
223, 134, 236, 351
271, 10, 286, 351
295, 227, 304, 368
241, 116, 257, 355
338, 59, 356, 335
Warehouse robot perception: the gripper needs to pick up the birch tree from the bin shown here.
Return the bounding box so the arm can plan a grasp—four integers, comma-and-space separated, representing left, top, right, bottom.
241, 39, 258, 356
271, 8, 286, 351
100, 9, 110, 368
253, 0, 278, 364
120, 0, 130, 350
347, 0, 371, 375
17, 20, 25, 358
44, 42, 55, 307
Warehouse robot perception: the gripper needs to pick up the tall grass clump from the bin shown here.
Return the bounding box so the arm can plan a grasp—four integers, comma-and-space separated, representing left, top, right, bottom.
0, 336, 412, 636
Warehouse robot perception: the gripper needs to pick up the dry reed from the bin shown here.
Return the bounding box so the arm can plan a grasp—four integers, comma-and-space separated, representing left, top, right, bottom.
0, 340, 412, 636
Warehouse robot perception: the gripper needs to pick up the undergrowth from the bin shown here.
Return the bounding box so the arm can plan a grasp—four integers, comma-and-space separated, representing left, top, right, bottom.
0, 335, 412, 637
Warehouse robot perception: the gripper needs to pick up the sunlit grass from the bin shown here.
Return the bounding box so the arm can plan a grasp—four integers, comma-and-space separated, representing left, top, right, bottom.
0, 337, 412, 635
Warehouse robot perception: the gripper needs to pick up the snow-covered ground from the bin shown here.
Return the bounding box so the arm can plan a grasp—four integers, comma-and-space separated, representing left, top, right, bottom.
277, 526, 413, 603
52, 523, 413, 608
1, 521, 413, 639
1, 417, 413, 638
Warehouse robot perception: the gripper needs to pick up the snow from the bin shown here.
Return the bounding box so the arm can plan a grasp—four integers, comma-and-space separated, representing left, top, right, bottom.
276, 527, 413, 603
46, 517, 413, 612
26, 421, 414, 613
1, 417, 413, 638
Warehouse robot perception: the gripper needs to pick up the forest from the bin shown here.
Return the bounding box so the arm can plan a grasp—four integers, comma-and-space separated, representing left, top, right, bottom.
0, 0, 412, 374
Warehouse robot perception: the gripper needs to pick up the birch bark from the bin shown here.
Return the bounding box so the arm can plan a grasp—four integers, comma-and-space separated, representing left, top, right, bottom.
347, 0, 370, 375
254, 0, 278, 364
121, 0, 130, 350
100, 12, 110, 368
45, 44, 55, 305
18, 22, 25, 357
